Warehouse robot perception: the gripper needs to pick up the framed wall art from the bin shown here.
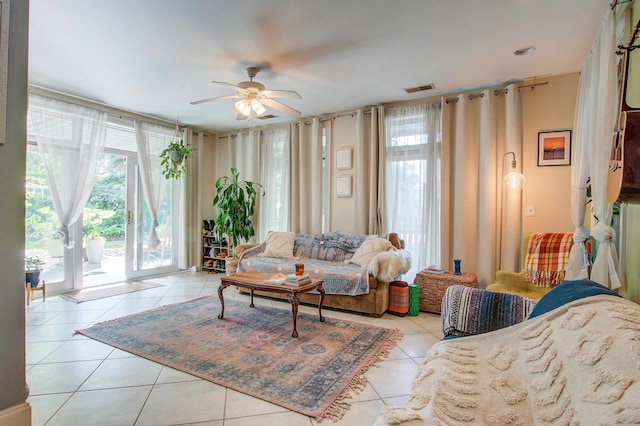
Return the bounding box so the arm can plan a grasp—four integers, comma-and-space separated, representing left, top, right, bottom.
336, 148, 352, 170
336, 175, 352, 197
538, 130, 571, 166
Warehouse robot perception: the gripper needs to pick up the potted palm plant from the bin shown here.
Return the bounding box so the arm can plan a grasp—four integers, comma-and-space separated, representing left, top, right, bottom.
160, 139, 195, 180
213, 168, 264, 248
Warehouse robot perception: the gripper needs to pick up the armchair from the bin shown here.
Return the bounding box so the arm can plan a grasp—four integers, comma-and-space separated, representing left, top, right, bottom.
486, 232, 574, 301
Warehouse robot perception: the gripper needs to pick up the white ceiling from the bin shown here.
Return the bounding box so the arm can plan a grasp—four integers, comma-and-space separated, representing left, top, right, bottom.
29, 0, 611, 133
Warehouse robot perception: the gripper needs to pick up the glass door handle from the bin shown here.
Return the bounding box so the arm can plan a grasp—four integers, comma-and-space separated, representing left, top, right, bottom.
127, 210, 133, 225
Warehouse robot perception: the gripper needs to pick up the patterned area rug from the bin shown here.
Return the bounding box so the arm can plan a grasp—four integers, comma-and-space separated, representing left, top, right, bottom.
78, 297, 401, 420
60, 281, 163, 303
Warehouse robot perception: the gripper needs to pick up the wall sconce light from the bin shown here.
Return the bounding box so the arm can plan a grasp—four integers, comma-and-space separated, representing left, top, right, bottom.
503, 151, 525, 190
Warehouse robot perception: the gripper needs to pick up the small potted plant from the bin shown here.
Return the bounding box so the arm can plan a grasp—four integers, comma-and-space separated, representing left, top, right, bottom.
25, 255, 45, 288
160, 139, 195, 180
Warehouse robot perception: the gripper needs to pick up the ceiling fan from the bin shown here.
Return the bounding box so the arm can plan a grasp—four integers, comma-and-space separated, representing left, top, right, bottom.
190, 67, 302, 120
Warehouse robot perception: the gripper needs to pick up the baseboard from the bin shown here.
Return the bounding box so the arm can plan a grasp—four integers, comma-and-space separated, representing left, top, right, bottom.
0, 402, 31, 426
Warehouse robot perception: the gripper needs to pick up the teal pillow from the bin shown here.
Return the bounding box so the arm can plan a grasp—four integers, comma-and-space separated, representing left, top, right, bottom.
527, 279, 621, 319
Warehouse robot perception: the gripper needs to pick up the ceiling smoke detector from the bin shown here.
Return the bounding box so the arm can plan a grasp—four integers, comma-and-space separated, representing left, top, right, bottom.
404, 83, 435, 94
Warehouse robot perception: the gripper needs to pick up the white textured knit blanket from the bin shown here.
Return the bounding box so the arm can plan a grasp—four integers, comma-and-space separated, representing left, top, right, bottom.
375, 295, 640, 425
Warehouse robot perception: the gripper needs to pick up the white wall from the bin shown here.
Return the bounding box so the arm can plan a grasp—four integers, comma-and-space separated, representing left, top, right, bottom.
0, 0, 31, 422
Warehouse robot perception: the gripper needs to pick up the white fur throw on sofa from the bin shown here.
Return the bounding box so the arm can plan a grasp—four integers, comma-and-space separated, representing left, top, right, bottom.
368, 249, 412, 282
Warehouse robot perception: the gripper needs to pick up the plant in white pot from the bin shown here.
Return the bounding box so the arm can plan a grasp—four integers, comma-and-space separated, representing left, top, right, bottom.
83, 208, 114, 265
160, 139, 195, 180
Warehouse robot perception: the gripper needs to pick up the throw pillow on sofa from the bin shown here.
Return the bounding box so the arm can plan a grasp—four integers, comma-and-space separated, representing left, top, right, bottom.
259, 231, 297, 259
349, 236, 394, 267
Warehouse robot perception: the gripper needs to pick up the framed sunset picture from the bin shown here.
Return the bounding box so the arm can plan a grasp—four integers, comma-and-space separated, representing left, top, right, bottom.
538, 130, 571, 166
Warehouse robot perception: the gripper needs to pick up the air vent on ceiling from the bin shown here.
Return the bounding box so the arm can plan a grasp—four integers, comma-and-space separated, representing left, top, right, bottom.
404, 83, 435, 94
257, 114, 277, 120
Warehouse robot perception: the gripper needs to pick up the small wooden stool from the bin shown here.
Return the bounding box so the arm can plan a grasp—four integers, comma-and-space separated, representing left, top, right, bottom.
26, 280, 46, 305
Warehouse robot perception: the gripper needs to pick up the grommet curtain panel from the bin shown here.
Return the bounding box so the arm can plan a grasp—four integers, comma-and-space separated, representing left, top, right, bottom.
134, 120, 174, 250
566, 9, 620, 289
290, 118, 324, 234
28, 93, 108, 249
355, 106, 384, 235
445, 84, 522, 287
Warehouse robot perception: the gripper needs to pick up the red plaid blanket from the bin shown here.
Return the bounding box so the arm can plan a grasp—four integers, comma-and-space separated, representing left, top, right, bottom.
523, 232, 573, 288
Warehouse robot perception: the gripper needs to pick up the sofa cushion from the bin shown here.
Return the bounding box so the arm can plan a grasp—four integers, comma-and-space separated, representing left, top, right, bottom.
293, 231, 369, 262
349, 236, 394, 267
259, 231, 296, 259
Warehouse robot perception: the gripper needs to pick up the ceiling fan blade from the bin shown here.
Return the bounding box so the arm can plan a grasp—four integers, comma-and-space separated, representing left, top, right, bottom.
261, 98, 301, 117
261, 89, 301, 99
211, 81, 243, 91
190, 94, 240, 105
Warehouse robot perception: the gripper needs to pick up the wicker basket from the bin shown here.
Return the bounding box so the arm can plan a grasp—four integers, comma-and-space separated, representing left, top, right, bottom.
414, 270, 478, 314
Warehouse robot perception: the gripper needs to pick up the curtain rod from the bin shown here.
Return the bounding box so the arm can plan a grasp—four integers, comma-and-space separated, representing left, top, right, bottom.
218, 130, 262, 139
518, 81, 549, 91
28, 85, 177, 128
445, 81, 548, 103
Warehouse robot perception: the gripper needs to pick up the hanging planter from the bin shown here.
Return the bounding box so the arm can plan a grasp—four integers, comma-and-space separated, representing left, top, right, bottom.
160, 138, 195, 180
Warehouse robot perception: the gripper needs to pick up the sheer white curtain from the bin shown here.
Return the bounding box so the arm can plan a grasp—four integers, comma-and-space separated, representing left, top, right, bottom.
385, 102, 442, 283
28, 94, 108, 248
229, 130, 261, 184
290, 118, 324, 234
581, 8, 620, 289
446, 84, 522, 287
258, 127, 290, 240
567, 10, 619, 288
134, 120, 174, 250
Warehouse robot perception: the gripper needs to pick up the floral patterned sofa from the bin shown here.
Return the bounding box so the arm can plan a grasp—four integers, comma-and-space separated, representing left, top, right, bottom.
229, 231, 409, 317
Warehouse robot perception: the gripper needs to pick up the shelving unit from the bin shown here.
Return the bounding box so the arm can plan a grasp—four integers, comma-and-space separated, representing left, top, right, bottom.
202, 233, 229, 274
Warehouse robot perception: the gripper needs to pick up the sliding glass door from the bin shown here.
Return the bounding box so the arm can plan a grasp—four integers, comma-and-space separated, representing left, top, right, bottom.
126, 157, 178, 279
26, 115, 180, 291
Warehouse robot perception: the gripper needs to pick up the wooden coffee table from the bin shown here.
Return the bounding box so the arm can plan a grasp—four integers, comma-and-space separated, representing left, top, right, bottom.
218, 271, 325, 338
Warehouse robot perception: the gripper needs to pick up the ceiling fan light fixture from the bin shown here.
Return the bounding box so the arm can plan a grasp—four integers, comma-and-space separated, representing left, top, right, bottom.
235, 99, 251, 117
251, 99, 266, 115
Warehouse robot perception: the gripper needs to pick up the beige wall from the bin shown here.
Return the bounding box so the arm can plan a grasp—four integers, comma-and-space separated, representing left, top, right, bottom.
0, 0, 31, 421
521, 73, 578, 235
198, 132, 217, 222
328, 115, 358, 232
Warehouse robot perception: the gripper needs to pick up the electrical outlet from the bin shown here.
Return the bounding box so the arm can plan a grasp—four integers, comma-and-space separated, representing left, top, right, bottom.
526, 205, 535, 217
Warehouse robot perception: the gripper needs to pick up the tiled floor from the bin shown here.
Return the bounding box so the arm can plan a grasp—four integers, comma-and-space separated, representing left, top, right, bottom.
25, 271, 443, 425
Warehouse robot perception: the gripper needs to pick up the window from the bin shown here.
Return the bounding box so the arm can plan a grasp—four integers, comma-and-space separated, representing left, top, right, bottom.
259, 127, 289, 239
385, 103, 442, 282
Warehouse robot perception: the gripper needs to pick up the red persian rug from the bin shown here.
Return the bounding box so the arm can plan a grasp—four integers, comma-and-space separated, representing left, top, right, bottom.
77, 296, 401, 420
